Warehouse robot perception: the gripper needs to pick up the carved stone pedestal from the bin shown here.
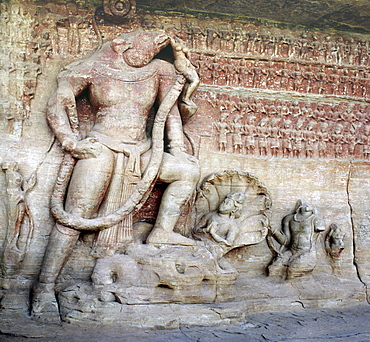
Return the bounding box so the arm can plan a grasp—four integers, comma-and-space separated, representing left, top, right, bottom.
58, 242, 239, 322
57, 272, 366, 328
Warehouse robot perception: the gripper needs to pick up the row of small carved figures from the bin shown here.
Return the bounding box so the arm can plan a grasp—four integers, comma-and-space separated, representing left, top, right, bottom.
206, 97, 370, 124
216, 130, 370, 159
215, 121, 369, 142
192, 57, 370, 97
0, 2, 91, 28
187, 29, 369, 66
0, 7, 92, 58
218, 108, 370, 125
0, 8, 36, 42
218, 141, 370, 159
0, 57, 42, 79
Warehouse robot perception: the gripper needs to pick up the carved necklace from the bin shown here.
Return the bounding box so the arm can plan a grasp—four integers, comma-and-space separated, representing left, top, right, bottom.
93, 64, 158, 83
293, 212, 314, 222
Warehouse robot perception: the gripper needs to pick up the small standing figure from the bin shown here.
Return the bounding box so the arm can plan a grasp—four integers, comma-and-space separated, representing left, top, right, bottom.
276, 62, 290, 91
244, 115, 257, 155
304, 120, 317, 158
303, 65, 315, 93
340, 69, 351, 96
171, 38, 200, 123
292, 121, 304, 158
331, 124, 344, 158
359, 71, 369, 99
291, 64, 304, 93
317, 122, 329, 158
257, 117, 269, 156
316, 66, 327, 95
231, 114, 244, 154
281, 119, 293, 158
268, 200, 325, 279
1, 160, 36, 281
362, 125, 370, 159
344, 130, 357, 158
329, 67, 341, 96
269, 118, 281, 157
215, 111, 231, 152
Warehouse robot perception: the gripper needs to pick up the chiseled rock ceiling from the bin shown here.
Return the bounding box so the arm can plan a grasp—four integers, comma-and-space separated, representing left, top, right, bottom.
135, 0, 370, 33
30, 0, 370, 33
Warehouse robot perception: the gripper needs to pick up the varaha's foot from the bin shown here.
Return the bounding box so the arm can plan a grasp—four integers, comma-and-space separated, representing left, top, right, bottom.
146, 228, 196, 246
31, 283, 61, 323
179, 100, 197, 123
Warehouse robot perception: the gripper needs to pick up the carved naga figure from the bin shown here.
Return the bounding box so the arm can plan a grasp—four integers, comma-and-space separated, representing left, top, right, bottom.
32, 31, 200, 319
268, 200, 325, 279
194, 170, 271, 257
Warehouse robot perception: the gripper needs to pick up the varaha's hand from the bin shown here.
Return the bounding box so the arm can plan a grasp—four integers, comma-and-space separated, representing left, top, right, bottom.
70, 138, 102, 159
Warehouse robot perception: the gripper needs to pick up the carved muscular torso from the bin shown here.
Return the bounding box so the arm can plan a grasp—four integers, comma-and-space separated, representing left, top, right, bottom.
49, 56, 180, 149
87, 60, 170, 141
287, 216, 315, 252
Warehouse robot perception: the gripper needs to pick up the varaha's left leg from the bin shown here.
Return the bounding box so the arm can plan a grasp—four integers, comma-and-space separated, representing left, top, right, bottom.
146, 152, 200, 245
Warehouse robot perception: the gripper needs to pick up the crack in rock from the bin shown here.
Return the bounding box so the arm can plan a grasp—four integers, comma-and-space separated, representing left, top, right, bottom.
346, 160, 369, 304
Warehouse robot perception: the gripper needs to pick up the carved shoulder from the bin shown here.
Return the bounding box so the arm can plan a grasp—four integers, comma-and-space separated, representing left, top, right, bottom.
153, 59, 177, 78
57, 61, 94, 95
313, 216, 325, 232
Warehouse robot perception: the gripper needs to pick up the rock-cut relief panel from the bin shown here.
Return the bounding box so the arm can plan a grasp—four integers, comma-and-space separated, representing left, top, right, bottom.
31, 31, 202, 321
30, 30, 268, 322
191, 54, 370, 100
56, 169, 271, 321
201, 92, 370, 160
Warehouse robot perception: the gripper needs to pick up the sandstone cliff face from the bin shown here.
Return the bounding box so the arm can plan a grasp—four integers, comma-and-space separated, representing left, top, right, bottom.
0, 0, 369, 326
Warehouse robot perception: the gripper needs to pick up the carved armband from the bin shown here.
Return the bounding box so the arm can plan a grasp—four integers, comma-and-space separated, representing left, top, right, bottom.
168, 142, 186, 152
62, 137, 77, 153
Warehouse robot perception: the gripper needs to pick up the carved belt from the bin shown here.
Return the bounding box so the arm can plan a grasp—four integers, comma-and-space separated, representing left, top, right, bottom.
88, 131, 151, 181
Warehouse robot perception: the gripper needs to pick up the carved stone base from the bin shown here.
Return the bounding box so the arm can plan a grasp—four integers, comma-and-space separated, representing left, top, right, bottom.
59, 243, 238, 316
268, 249, 318, 279
57, 271, 366, 327
58, 292, 243, 327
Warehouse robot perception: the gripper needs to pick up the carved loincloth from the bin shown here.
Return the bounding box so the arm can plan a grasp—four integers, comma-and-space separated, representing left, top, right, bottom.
89, 131, 151, 258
